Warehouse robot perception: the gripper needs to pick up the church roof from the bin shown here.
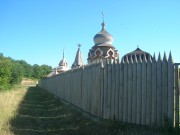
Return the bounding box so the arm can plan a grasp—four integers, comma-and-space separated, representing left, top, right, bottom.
88, 14, 119, 64
59, 57, 67, 66
126, 47, 150, 56
72, 44, 83, 68
93, 21, 114, 48
58, 51, 68, 66
57, 51, 70, 73
122, 47, 152, 62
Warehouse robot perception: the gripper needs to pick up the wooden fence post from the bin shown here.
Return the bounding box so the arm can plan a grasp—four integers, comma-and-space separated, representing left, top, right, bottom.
136, 56, 142, 124
141, 54, 147, 125
151, 54, 157, 126
128, 55, 133, 123
123, 56, 129, 123
111, 62, 116, 119
167, 52, 174, 127
132, 55, 137, 124
119, 60, 124, 121
103, 62, 108, 119
162, 53, 168, 127
100, 61, 104, 118
115, 63, 120, 120
146, 55, 152, 126
157, 53, 162, 127
107, 63, 112, 119
174, 63, 180, 128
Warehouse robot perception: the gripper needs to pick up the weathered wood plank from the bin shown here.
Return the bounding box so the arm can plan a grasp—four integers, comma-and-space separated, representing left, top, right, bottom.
111, 63, 116, 119
89, 65, 93, 114
157, 53, 162, 127
162, 53, 168, 127
119, 62, 124, 121
103, 63, 108, 119
107, 63, 112, 119
76, 70, 79, 106
75, 70, 78, 106
123, 58, 128, 123
146, 56, 152, 126
84, 67, 89, 112
91, 65, 95, 115
65, 73, 68, 101
60, 76, 63, 99
175, 64, 179, 127
167, 52, 174, 127
72, 71, 76, 104
132, 55, 137, 124
100, 62, 104, 117
70, 71, 73, 102
81, 67, 85, 111
136, 57, 142, 124
93, 64, 99, 116
128, 56, 133, 123
115, 63, 119, 120
151, 55, 157, 126
79, 69, 82, 108
96, 64, 102, 117
141, 56, 147, 125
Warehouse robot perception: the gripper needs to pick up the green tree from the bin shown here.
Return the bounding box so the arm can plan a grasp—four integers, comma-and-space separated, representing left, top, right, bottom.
0, 58, 12, 90
0, 53, 52, 90
32, 64, 41, 79
32, 64, 52, 79
17, 60, 34, 78
40, 64, 52, 77
10, 62, 23, 85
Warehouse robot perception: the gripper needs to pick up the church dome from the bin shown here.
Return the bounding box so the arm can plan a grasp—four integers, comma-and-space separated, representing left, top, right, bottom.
93, 22, 114, 46
57, 52, 70, 73
122, 47, 152, 62
88, 19, 119, 64
59, 57, 67, 67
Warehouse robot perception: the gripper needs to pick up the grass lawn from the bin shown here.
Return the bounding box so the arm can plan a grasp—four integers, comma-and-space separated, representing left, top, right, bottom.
0, 86, 179, 135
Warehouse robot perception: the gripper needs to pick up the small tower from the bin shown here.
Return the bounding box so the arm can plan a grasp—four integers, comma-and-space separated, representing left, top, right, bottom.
88, 13, 119, 64
57, 50, 70, 73
72, 44, 83, 68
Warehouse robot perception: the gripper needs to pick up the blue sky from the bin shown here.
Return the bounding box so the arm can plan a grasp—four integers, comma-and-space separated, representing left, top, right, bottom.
0, 0, 180, 67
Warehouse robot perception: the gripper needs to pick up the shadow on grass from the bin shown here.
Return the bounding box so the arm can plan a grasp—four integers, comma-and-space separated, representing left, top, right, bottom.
10, 86, 180, 135
9, 86, 102, 135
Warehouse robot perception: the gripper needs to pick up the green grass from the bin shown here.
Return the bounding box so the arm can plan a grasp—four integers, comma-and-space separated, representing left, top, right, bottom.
0, 86, 179, 135
0, 85, 27, 135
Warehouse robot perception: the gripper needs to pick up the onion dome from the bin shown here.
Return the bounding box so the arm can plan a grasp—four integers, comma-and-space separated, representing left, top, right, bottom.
88, 19, 119, 64
122, 47, 152, 62
93, 22, 114, 47
57, 51, 70, 73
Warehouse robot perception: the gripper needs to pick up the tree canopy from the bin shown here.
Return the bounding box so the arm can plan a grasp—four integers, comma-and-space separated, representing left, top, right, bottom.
0, 53, 52, 90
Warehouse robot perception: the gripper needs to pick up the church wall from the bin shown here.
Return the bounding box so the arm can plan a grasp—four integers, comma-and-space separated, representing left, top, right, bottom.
38, 52, 179, 128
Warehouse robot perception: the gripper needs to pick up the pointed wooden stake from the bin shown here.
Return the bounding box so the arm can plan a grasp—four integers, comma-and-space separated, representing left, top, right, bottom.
168, 51, 173, 63
134, 54, 138, 63
163, 52, 167, 62
158, 52, 162, 62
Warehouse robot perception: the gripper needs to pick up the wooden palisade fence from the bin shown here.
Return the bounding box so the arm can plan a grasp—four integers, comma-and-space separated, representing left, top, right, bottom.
38, 52, 179, 127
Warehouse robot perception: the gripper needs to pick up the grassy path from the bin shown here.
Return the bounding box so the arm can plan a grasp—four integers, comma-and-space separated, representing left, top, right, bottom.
0, 86, 179, 135
9, 87, 100, 135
